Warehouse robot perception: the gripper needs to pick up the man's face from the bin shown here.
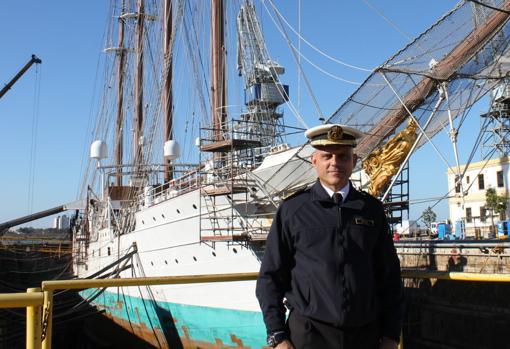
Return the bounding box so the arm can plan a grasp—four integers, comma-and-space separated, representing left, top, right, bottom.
311, 145, 358, 191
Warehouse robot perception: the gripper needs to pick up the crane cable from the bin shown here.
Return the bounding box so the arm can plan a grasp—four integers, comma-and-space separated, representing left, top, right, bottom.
28, 64, 42, 214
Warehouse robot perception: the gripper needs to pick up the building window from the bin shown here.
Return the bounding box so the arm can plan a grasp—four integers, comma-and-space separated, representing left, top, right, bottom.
466, 175, 470, 184
454, 175, 461, 193
480, 207, 486, 223
497, 170, 504, 188
478, 174, 485, 190
466, 207, 472, 223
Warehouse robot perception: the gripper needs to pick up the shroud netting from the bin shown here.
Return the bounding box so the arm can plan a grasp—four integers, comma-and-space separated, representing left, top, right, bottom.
326, 0, 510, 160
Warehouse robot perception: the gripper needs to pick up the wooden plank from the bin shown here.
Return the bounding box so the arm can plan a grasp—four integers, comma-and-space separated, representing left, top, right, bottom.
200, 139, 261, 152
203, 186, 248, 196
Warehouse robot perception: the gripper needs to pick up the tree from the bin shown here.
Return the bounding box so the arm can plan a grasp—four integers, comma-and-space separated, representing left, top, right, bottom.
422, 206, 437, 233
485, 188, 508, 234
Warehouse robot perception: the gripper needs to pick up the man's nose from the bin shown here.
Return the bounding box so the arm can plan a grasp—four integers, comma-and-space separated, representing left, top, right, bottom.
330, 155, 341, 165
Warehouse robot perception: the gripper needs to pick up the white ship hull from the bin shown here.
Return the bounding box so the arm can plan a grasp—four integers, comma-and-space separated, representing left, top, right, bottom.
74, 145, 316, 348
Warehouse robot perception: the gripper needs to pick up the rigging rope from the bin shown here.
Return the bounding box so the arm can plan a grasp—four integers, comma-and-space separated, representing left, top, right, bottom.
263, 0, 322, 121
263, 0, 373, 72
262, 0, 369, 87
360, 0, 438, 65
467, 0, 510, 15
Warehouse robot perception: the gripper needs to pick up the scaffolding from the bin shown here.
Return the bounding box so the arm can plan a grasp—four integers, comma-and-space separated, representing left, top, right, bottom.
198, 119, 275, 244
481, 82, 510, 158
383, 163, 410, 234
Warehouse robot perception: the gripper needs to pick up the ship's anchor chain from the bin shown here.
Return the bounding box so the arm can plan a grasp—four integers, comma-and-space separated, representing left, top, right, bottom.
41, 300, 51, 340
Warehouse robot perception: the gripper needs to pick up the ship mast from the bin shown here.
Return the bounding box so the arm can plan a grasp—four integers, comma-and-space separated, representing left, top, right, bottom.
163, 0, 173, 181
114, 0, 127, 186
133, 0, 145, 169
211, 0, 227, 140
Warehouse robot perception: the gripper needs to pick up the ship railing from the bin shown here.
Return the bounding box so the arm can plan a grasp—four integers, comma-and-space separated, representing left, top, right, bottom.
135, 164, 202, 210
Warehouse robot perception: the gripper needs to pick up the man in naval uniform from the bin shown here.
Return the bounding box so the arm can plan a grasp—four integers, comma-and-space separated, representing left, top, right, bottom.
256, 124, 403, 349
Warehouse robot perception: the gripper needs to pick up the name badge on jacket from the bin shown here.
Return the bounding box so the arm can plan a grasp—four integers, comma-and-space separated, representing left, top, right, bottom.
353, 217, 375, 227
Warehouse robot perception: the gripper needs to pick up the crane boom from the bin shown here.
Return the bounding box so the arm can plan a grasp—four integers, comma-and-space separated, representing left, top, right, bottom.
0, 54, 42, 100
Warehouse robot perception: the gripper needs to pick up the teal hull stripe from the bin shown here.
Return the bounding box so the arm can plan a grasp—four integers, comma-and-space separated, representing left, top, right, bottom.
80, 289, 267, 348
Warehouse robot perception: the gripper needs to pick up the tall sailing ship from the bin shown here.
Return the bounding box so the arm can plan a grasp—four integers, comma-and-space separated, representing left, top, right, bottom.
71, 0, 510, 348
74, 1, 314, 347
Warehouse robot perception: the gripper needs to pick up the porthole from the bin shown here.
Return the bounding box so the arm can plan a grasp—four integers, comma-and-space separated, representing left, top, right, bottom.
212, 252, 216, 257
193, 256, 197, 261
151, 261, 154, 266
175, 259, 179, 264
142, 220, 145, 224
165, 260, 168, 265
162, 214, 165, 218
176, 209, 180, 214
153, 217, 156, 221
233, 248, 238, 254
192, 204, 197, 209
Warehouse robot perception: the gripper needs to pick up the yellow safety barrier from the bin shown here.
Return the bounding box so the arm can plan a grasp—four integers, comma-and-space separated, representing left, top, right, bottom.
0, 288, 43, 349
401, 270, 510, 282
40, 272, 259, 349
3, 270, 510, 348
27, 288, 42, 349
41, 272, 259, 291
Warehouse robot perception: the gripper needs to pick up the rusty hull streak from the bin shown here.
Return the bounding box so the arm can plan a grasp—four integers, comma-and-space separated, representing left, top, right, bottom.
103, 313, 270, 349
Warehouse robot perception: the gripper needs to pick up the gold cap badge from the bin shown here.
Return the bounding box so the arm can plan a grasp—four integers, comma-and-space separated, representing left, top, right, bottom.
327, 125, 343, 142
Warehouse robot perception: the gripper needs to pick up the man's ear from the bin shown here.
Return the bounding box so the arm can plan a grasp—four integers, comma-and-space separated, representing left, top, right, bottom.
311, 151, 317, 167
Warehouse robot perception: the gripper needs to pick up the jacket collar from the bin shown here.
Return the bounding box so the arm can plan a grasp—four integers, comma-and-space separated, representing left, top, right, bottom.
311, 180, 365, 210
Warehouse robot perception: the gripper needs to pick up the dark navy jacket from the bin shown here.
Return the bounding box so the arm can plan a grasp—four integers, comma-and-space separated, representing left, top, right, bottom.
256, 180, 403, 341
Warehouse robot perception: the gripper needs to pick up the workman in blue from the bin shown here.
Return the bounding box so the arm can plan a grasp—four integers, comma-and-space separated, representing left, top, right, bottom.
256, 124, 403, 349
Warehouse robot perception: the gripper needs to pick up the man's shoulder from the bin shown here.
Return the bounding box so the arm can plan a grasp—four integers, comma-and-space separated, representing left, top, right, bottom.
280, 187, 311, 214
354, 187, 384, 208
282, 186, 311, 202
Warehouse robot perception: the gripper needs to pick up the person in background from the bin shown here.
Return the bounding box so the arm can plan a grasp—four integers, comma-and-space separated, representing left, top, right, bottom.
256, 124, 403, 349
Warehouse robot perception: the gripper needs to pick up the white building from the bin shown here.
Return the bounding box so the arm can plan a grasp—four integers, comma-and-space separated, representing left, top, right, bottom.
395, 220, 420, 237
59, 215, 70, 229
447, 157, 510, 237
52, 215, 70, 230
52, 216, 60, 229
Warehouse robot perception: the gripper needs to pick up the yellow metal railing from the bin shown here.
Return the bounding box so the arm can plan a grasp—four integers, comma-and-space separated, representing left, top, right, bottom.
3, 269, 510, 348
0, 288, 43, 349
39, 272, 259, 349
402, 270, 510, 282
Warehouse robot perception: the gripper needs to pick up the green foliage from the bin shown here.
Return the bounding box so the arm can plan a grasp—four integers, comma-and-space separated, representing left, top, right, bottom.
485, 187, 508, 217
422, 206, 437, 229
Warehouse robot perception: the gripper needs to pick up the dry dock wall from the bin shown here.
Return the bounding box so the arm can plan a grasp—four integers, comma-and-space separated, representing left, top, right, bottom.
398, 241, 510, 349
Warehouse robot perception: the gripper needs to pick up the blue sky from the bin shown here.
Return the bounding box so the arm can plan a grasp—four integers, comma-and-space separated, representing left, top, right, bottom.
1, 0, 480, 227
